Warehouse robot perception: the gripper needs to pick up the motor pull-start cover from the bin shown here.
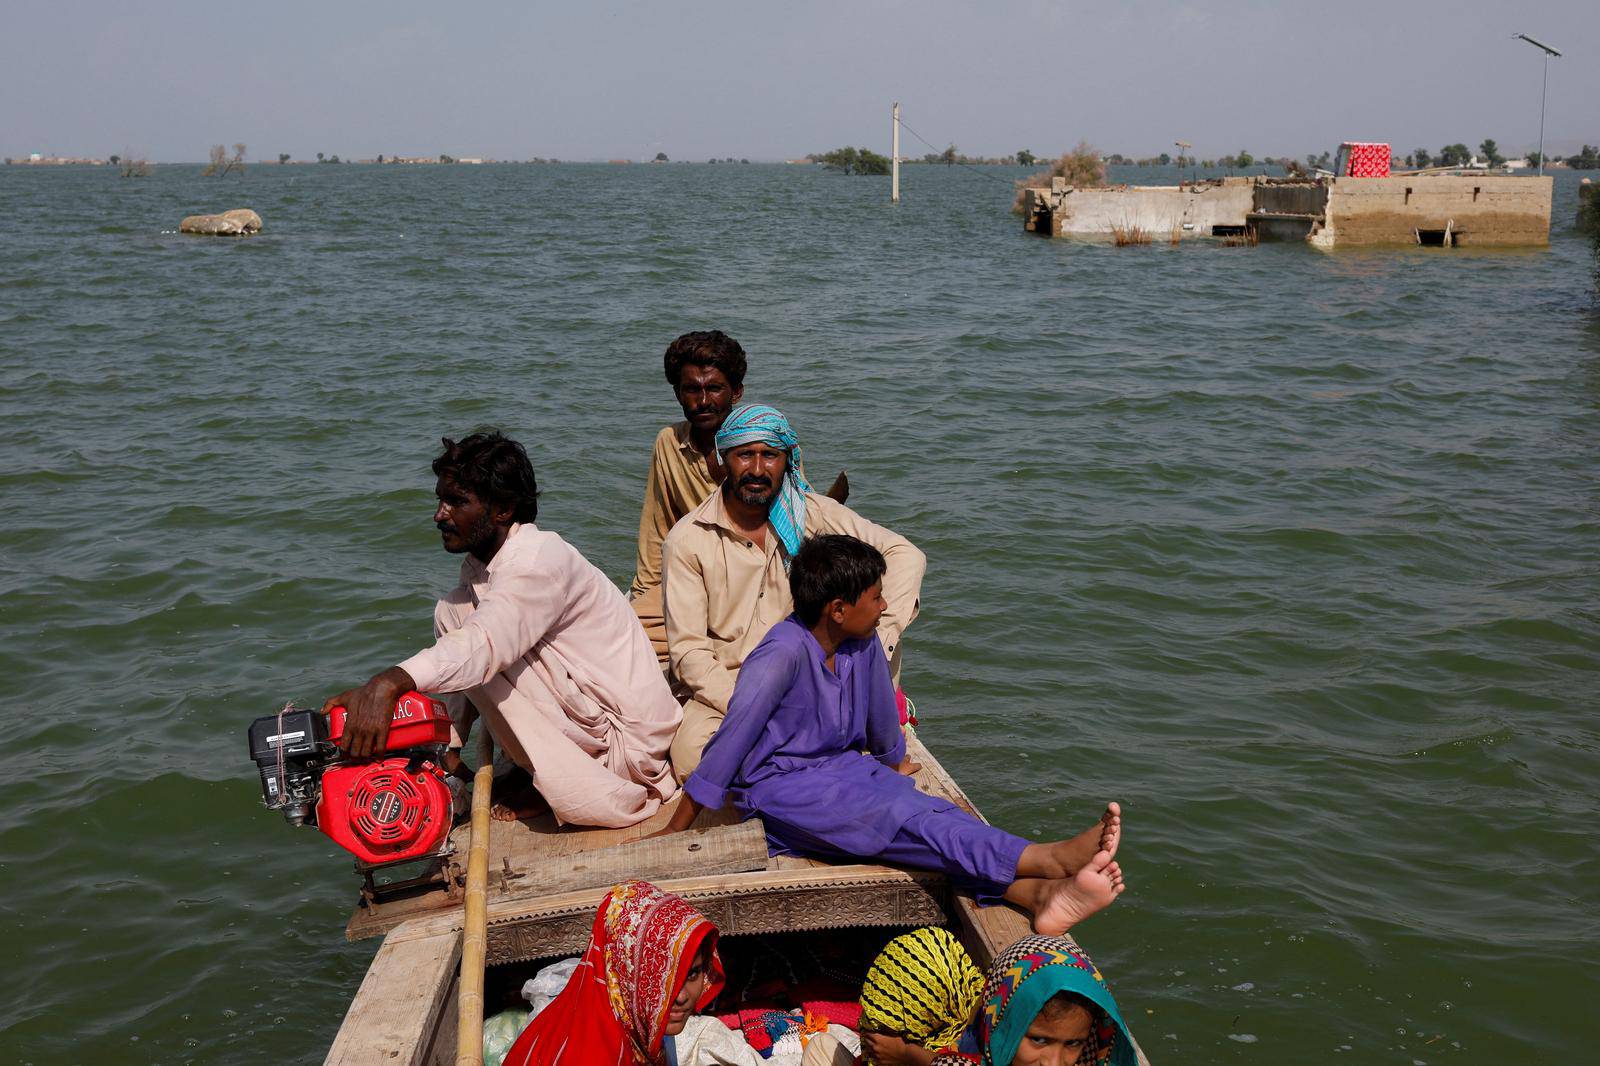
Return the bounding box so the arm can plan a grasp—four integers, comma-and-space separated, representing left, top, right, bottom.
315, 758, 452, 866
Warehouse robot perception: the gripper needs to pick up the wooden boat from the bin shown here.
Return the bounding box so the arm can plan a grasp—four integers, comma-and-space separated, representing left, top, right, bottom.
324, 733, 1151, 1064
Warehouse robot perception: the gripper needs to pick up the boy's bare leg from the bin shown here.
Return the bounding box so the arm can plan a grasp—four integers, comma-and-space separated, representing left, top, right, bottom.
1003, 850, 1127, 936
1015, 802, 1121, 879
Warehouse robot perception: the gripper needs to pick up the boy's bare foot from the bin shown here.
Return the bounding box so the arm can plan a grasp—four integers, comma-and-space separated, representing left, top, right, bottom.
1030, 850, 1126, 936
1020, 803, 1122, 879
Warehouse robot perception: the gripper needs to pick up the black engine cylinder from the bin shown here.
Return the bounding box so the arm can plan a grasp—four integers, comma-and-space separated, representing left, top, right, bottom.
247, 709, 333, 824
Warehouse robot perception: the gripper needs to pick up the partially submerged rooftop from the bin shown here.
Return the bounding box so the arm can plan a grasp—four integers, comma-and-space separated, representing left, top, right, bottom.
1021, 173, 1554, 248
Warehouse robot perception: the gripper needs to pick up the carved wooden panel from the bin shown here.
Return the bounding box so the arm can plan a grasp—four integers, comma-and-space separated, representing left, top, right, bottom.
485, 875, 949, 964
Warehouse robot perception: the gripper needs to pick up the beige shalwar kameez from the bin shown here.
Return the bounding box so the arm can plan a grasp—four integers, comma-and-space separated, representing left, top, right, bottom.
629, 422, 722, 664
399, 522, 680, 828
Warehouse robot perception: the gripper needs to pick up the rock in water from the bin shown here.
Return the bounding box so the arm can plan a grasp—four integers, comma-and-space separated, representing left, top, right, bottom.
179, 209, 263, 236
179, 215, 242, 235
220, 209, 263, 232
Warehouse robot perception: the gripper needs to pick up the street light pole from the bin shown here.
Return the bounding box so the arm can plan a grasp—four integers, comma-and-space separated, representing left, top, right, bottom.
1513, 33, 1561, 175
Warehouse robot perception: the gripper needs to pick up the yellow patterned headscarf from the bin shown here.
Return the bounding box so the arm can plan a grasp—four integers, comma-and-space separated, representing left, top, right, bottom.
859, 927, 983, 1057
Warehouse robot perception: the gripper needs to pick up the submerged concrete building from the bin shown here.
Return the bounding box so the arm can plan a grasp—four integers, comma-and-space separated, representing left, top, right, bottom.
1022, 174, 1554, 248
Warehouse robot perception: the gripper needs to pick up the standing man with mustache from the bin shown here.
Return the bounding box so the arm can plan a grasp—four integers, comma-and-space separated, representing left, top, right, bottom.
629, 331, 748, 666
660, 405, 925, 781
324, 432, 681, 827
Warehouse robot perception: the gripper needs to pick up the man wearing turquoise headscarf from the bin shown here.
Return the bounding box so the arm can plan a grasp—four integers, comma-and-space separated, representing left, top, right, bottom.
660, 403, 926, 780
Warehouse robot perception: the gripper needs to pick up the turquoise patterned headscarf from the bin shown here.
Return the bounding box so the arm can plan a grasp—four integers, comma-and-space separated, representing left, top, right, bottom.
715, 404, 812, 560
975, 936, 1135, 1066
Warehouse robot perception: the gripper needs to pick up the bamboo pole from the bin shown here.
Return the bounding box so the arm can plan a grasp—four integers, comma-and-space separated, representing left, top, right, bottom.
455, 729, 495, 1065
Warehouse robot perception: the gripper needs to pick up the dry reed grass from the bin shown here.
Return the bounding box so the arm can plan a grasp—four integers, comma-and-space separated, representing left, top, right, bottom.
1221, 226, 1260, 247
1110, 222, 1152, 246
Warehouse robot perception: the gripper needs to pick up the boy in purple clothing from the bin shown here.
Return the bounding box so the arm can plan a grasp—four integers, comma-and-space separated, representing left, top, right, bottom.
657, 534, 1129, 934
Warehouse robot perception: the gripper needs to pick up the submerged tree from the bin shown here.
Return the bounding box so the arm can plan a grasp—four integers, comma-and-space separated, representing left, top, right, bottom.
119, 149, 151, 178
1011, 141, 1107, 214
203, 142, 246, 176
818, 146, 890, 175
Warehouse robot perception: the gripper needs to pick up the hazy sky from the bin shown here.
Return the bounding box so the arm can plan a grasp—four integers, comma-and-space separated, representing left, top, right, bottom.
3, 1, 1596, 162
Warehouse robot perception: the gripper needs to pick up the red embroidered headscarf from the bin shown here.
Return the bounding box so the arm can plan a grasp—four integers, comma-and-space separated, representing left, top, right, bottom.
504, 880, 725, 1066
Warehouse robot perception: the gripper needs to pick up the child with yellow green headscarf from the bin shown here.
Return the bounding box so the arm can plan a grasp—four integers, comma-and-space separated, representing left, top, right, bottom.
858, 927, 984, 1064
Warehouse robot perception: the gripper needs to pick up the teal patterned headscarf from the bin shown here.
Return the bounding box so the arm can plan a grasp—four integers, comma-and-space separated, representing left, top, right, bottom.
974, 936, 1135, 1066
715, 404, 812, 560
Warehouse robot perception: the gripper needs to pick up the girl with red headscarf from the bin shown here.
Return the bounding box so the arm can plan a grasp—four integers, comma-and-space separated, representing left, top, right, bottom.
504, 880, 725, 1066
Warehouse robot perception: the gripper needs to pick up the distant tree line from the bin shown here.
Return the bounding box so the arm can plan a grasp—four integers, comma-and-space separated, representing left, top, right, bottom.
905, 144, 1040, 166
1556, 145, 1600, 169
1395, 139, 1597, 169
803, 144, 1047, 168
1102, 149, 1285, 169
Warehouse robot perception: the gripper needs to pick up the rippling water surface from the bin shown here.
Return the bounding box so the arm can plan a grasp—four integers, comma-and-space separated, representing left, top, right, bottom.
2, 162, 1597, 1063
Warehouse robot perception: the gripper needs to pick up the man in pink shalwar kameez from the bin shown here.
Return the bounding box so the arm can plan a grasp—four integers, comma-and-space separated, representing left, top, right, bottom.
324, 433, 680, 829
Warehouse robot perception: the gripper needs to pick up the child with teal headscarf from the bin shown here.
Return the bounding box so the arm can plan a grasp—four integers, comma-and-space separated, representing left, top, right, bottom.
932, 935, 1137, 1066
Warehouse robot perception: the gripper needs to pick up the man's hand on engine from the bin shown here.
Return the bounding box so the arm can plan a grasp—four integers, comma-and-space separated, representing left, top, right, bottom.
322, 666, 416, 758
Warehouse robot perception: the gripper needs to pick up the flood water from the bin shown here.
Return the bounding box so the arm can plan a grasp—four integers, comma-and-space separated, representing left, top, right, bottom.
2, 161, 1597, 1063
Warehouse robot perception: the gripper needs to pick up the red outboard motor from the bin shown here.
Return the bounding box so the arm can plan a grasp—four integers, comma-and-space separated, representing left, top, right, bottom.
248, 692, 455, 869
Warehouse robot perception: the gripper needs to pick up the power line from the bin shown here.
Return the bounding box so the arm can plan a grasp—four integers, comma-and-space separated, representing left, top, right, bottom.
895, 115, 1020, 189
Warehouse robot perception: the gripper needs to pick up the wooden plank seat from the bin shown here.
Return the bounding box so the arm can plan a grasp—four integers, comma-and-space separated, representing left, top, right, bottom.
346, 801, 772, 941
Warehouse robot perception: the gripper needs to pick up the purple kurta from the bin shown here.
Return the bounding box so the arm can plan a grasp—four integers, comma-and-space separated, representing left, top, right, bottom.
684, 616, 1027, 898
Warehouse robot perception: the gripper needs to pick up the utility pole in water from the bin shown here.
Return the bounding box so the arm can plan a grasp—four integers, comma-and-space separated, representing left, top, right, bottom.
892, 102, 901, 202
